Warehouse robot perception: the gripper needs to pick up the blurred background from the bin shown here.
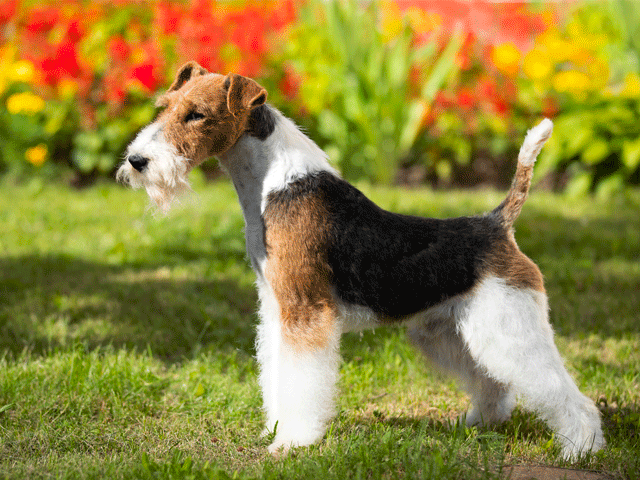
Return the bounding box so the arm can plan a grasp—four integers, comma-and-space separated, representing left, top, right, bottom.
1, 0, 639, 197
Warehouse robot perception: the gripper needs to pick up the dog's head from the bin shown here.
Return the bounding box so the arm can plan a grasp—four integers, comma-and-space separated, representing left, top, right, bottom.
117, 62, 267, 212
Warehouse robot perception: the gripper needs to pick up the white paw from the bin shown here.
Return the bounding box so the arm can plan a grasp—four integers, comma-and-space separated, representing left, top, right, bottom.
266, 424, 326, 456
459, 407, 482, 427
560, 430, 605, 461
267, 438, 296, 456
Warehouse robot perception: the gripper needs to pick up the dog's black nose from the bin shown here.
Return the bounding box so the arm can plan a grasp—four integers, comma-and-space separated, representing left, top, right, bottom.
128, 154, 149, 172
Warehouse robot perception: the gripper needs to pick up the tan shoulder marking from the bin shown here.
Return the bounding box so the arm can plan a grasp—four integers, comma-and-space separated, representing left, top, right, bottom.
263, 188, 337, 351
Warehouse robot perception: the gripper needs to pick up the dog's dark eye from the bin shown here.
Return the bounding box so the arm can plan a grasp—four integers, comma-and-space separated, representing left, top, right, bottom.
185, 111, 205, 123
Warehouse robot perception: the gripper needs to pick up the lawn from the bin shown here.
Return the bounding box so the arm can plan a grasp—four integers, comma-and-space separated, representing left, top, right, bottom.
1, 177, 639, 479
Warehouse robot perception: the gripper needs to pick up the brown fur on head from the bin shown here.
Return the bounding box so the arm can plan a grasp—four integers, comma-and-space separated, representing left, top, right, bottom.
118, 62, 269, 214
154, 62, 268, 166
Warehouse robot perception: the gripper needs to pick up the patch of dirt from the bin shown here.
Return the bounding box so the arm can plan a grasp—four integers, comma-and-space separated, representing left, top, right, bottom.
503, 465, 613, 480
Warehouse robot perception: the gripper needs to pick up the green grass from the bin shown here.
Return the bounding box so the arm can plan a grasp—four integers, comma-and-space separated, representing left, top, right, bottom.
1, 177, 639, 479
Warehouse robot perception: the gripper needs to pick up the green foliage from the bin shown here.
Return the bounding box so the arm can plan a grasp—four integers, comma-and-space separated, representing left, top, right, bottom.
283, 0, 461, 183
532, 3, 640, 196
606, 0, 640, 75
0, 86, 49, 177
71, 102, 156, 176
538, 97, 640, 198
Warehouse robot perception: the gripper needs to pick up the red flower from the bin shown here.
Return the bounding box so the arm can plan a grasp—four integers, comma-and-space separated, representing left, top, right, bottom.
176, 0, 225, 72
434, 91, 456, 109
279, 66, 301, 100
230, 9, 266, 55
155, 1, 183, 35
38, 41, 82, 85
456, 88, 475, 109
269, 0, 296, 31
457, 32, 476, 71
55, 41, 82, 78
542, 97, 559, 118
109, 36, 130, 64
497, 9, 545, 50
128, 63, 161, 92
0, 0, 17, 25
65, 19, 83, 44
477, 77, 498, 101
492, 97, 509, 116
238, 57, 260, 78
25, 7, 59, 35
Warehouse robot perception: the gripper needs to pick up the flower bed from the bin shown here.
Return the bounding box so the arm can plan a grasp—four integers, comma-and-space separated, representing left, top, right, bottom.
0, 0, 295, 181
1, 0, 639, 194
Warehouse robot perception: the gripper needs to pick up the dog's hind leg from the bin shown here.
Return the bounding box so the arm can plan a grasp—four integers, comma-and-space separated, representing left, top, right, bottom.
458, 276, 604, 460
408, 320, 515, 427
256, 281, 341, 454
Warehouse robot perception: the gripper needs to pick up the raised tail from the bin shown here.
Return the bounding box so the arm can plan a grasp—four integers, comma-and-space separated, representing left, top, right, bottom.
493, 118, 553, 227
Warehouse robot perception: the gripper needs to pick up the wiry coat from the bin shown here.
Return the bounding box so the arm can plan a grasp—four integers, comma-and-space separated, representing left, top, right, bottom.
118, 62, 604, 459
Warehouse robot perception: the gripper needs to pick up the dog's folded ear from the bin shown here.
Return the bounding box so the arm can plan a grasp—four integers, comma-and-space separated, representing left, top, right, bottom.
225, 73, 267, 116
167, 61, 209, 93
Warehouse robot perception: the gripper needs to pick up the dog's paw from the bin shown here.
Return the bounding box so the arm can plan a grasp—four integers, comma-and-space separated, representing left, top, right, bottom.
267, 438, 294, 456
560, 426, 606, 461
458, 407, 482, 427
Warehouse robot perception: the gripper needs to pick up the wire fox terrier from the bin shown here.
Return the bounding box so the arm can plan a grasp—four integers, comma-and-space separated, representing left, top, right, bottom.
117, 62, 604, 459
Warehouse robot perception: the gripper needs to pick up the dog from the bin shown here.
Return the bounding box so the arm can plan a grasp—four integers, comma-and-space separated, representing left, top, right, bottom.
117, 62, 605, 459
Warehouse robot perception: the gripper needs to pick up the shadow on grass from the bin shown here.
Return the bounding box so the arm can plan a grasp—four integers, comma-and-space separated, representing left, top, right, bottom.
2, 195, 638, 360
0, 254, 257, 362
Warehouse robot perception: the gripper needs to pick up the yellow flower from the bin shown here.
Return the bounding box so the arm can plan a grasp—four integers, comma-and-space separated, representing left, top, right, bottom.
57, 78, 78, 99
621, 73, 640, 99
8, 60, 36, 83
6, 92, 46, 115
380, 1, 404, 42
553, 70, 591, 96
491, 43, 521, 77
523, 48, 553, 81
0, 44, 16, 65
405, 7, 441, 34
587, 59, 610, 90
25, 144, 48, 167
537, 30, 573, 63
565, 45, 591, 66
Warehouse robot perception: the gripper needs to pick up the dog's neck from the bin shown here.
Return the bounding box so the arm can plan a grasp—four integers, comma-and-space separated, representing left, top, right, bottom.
217, 106, 337, 272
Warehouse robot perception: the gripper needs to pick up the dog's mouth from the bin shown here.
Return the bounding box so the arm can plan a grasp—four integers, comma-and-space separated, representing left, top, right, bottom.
116, 157, 192, 214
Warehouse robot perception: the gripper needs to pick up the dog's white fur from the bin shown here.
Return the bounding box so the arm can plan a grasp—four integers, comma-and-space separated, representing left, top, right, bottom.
256, 277, 341, 451
519, 118, 553, 166
118, 123, 191, 214
118, 71, 604, 460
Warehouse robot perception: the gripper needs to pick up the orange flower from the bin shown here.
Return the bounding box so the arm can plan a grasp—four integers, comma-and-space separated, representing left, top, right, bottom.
25, 144, 48, 166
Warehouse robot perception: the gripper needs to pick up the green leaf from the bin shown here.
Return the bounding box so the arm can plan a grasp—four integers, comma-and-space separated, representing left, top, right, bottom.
318, 109, 347, 143
193, 382, 205, 397
398, 100, 427, 153
74, 131, 104, 153
581, 139, 610, 165
98, 153, 117, 173
420, 32, 463, 102
411, 41, 437, 65
595, 173, 624, 200
565, 170, 593, 198
565, 128, 592, 158
44, 104, 70, 135
622, 137, 640, 170
72, 150, 99, 173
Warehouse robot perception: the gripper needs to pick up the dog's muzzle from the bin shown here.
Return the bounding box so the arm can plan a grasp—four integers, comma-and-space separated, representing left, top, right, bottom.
128, 154, 149, 173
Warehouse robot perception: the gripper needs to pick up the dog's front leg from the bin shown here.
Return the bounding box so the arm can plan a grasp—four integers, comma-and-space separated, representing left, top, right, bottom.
256, 281, 341, 454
